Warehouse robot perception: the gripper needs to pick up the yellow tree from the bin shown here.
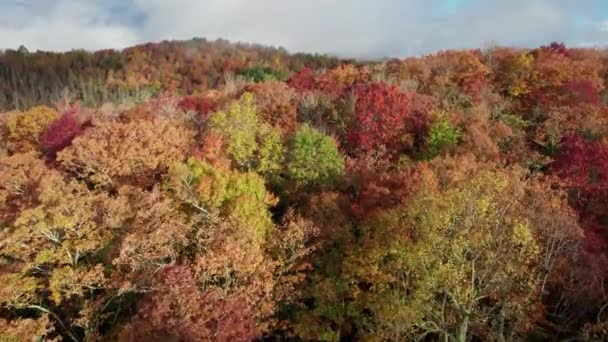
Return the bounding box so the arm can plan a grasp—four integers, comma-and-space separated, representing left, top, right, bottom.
5, 106, 58, 153
342, 169, 560, 341
206, 92, 285, 178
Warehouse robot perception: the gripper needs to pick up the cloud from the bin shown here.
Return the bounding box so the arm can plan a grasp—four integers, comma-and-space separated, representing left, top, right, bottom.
0, 0, 606, 58
0, 0, 137, 51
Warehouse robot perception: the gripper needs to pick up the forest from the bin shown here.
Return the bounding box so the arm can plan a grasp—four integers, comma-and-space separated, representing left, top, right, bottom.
0, 39, 608, 341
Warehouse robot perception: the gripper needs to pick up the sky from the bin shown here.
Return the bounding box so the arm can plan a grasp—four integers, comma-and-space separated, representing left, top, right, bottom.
0, 0, 606, 59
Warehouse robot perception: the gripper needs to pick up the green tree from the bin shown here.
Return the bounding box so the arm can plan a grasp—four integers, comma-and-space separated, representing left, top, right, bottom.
419, 111, 461, 159
286, 124, 345, 187
207, 93, 285, 177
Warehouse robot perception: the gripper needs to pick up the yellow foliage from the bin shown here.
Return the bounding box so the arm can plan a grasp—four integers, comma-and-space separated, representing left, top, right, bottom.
168, 158, 276, 243
0, 273, 40, 306
5, 106, 58, 152
342, 169, 544, 340
0, 315, 50, 342
49, 265, 106, 304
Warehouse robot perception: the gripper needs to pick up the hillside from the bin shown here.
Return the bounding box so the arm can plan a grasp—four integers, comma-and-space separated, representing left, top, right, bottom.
0, 38, 347, 110
1, 41, 608, 341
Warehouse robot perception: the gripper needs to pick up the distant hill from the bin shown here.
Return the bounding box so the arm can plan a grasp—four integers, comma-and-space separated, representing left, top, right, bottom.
0, 38, 349, 110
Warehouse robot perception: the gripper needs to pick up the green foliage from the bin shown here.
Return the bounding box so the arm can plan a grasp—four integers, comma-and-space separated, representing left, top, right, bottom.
496, 111, 529, 131
240, 66, 285, 82
286, 124, 345, 187
257, 125, 286, 177
167, 158, 276, 242
419, 112, 461, 159
208, 92, 286, 176
0, 40, 606, 341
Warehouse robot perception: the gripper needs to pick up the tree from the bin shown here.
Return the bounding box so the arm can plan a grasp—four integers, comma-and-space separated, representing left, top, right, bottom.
40, 107, 86, 157
0, 163, 131, 340
418, 111, 461, 159
0, 315, 50, 342
286, 124, 345, 188
344, 152, 422, 220
337, 169, 562, 341
247, 81, 298, 135
347, 83, 428, 157
424, 50, 491, 102
58, 117, 195, 188
288, 67, 316, 92
239, 66, 285, 83
0, 152, 49, 223
5, 106, 59, 153
167, 157, 277, 243
207, 92, 285, 176
177, 94, 217, 119
119, 265, 259, 342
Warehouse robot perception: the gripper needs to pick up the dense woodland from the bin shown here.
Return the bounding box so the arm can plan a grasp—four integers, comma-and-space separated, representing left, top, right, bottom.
0, 38, 345, 111
1, 40, 608, 341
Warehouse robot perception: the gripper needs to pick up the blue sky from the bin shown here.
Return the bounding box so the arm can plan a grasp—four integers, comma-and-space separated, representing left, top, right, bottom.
0, 0, 606, 58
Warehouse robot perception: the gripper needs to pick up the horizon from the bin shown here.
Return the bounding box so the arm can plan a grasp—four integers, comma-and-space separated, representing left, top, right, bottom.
1, 0, 607, 59
6, 36, 601, 62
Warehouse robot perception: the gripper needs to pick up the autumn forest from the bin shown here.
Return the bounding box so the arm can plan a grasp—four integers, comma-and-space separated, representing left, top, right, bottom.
1, 39, 608, 341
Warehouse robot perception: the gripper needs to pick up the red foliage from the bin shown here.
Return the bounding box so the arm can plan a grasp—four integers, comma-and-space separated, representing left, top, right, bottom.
347, 83, 429, 156
178, 95, 218, 118
552, 135, 608, 253
552, 135, 608, 192
345, 154, 420, 220
121, 265, 259, 342
39, 108, 85, 157
287, 67, 316, 92
561, 80, 601, 106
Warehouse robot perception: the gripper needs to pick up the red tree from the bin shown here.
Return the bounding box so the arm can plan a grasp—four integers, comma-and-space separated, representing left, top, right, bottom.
561, 80, 601, 106
39, 107, 86, 157
177, 95, 218, 118
120, 265, 258, 342
347, 83, 428, 156
552, 135, 608, 253
287, 68, 316, 92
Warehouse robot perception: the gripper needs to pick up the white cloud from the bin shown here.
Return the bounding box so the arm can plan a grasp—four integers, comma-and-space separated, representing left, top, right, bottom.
600, 20, 608, 32
0, 0, 137, 51
0, 0, 606, 58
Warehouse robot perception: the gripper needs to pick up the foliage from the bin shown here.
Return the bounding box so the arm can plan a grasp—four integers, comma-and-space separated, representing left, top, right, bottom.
247, 81, 298, 135
177, 94, 217, 118
494, 109, 529, 131
0, 41, 607, 341
0, 39, 342, 110
119, 265, 259, 342
339, 170, 549, 341
167, 157, 277, 243
58, 116, 195, 188
288, 67, 316, 92
419, 111, 461, 159
286, 124, 345, 188
0, 315, 51, 342
5, 106, 58, 153
0, 152, 49, 222
347, 83, 427, 156
40, 109, 86, 157
240, 66, 285, 83
207, 92, 286, 175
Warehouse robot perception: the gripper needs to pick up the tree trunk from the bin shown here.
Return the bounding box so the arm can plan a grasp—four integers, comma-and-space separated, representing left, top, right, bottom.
497, 310, 506, 342
457, 315, 469, 342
